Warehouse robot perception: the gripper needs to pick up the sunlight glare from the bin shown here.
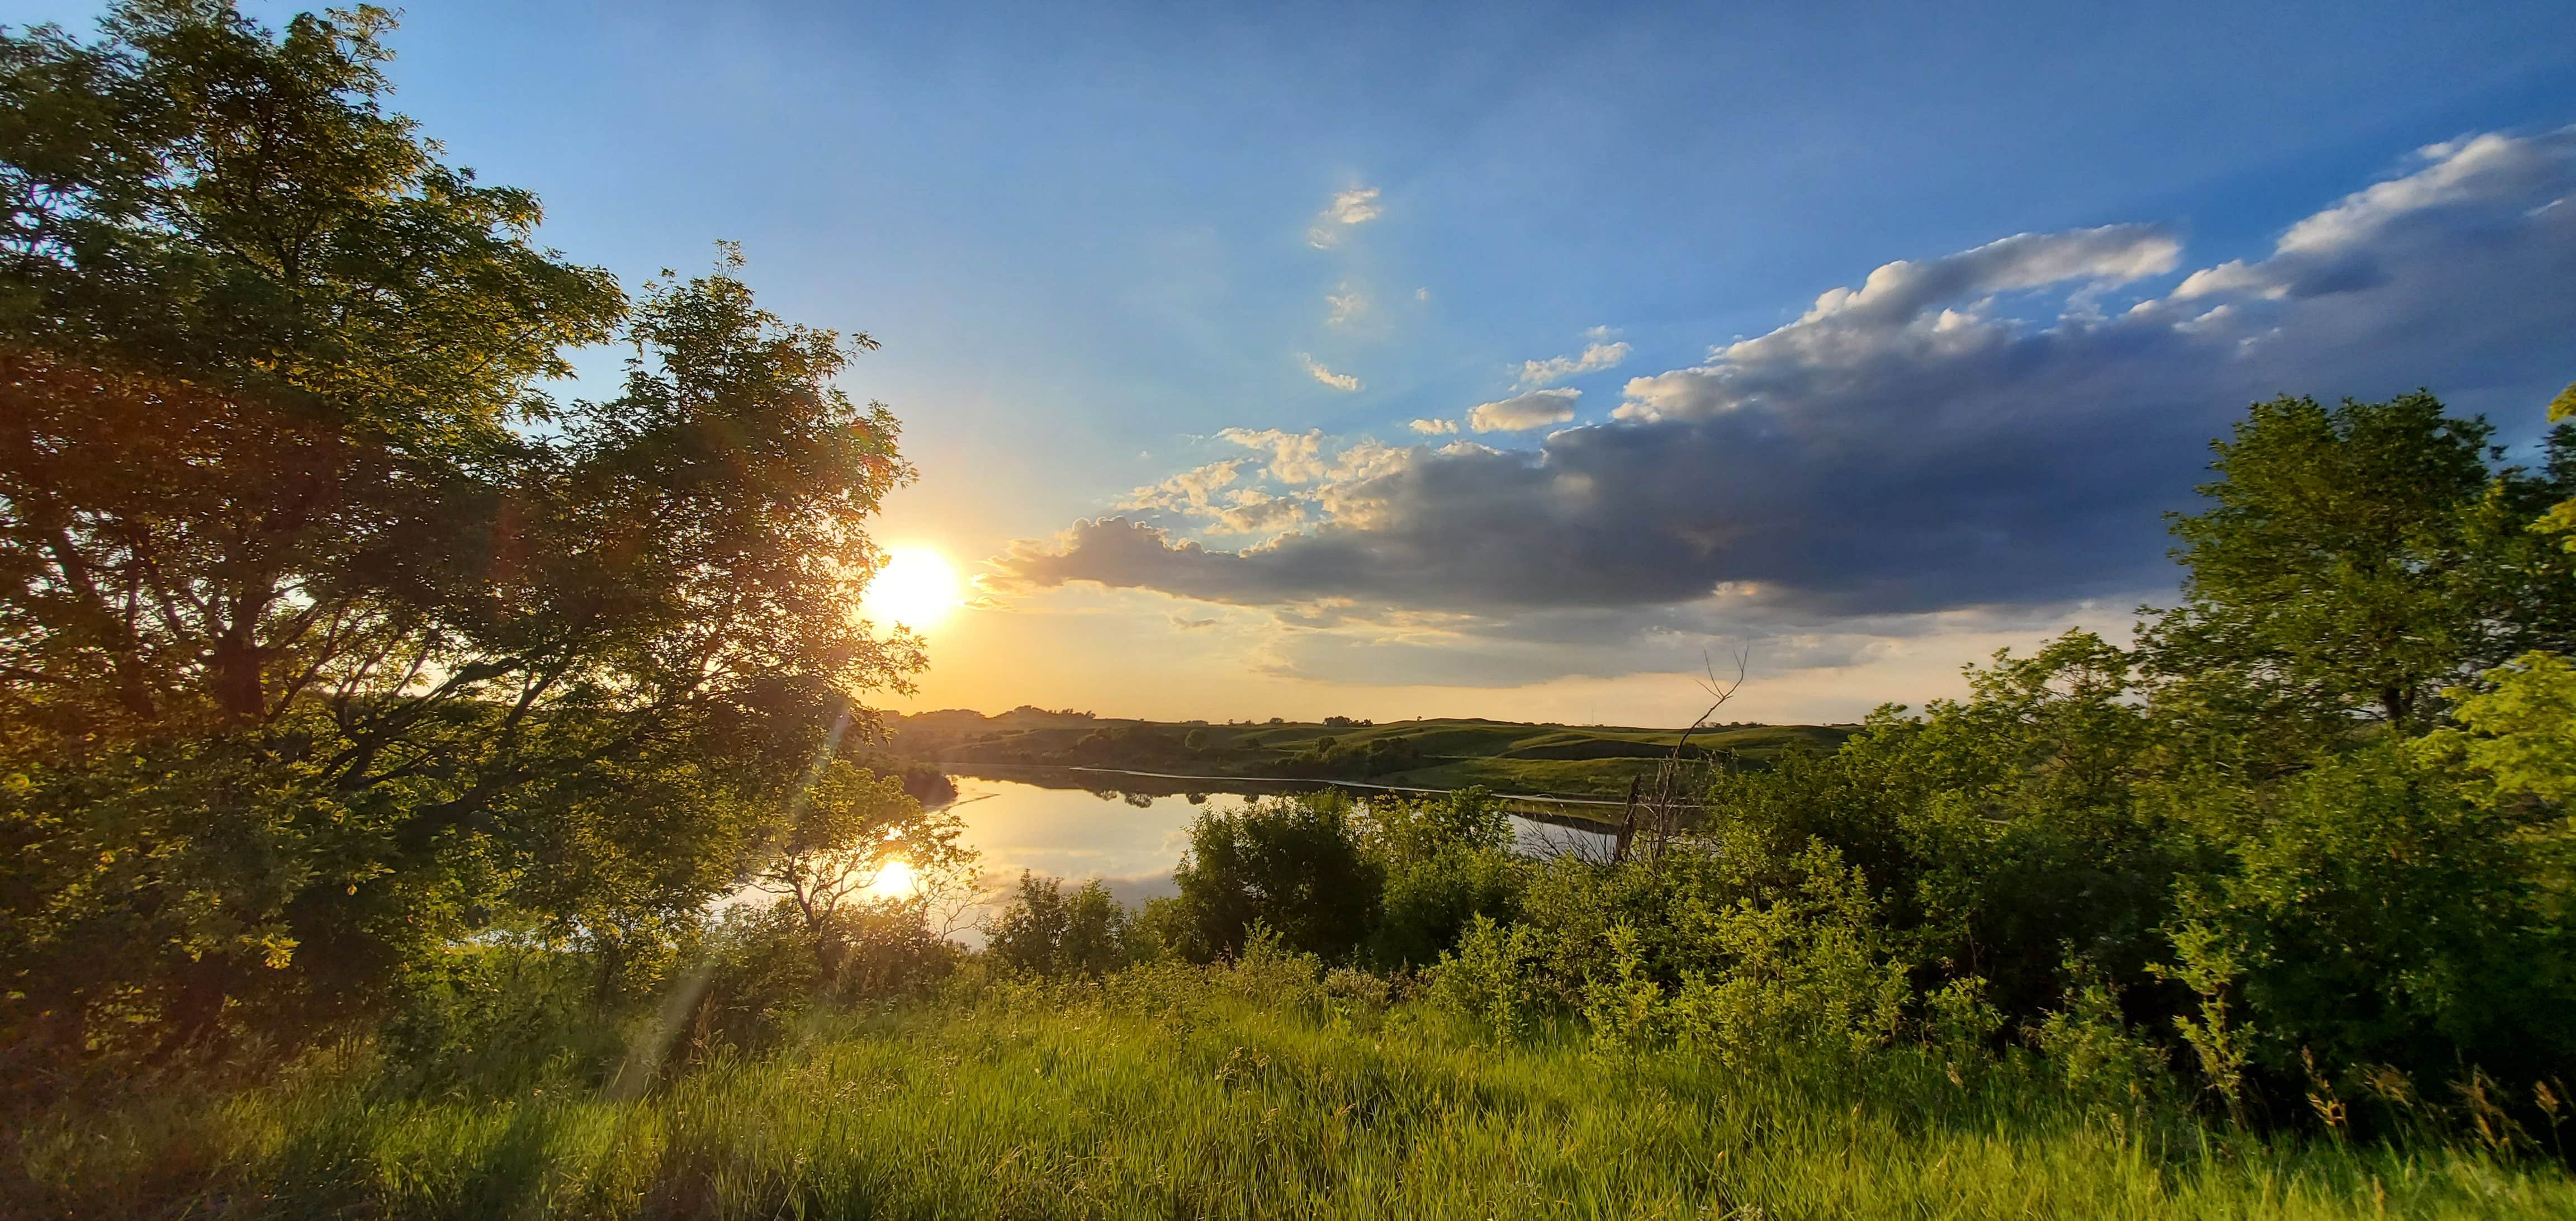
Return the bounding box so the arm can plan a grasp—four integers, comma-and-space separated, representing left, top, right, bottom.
861, 547, 962, 629
861, 857, 918, 901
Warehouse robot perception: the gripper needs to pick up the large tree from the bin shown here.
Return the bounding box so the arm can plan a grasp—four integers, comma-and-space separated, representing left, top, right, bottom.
0, 3, 925, 1068
2139, 392, 2575, 738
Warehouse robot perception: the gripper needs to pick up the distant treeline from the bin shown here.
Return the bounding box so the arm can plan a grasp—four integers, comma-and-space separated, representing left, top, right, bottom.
886, 708, 1813, 785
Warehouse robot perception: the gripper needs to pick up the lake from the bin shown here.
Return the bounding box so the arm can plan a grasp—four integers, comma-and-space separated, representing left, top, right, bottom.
935, 773, 1617, 943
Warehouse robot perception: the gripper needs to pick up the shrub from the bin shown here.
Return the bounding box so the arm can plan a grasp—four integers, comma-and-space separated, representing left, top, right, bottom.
681, 902, 822, 1059
1360, 789, 1522, 969
1431, 914, 1547, 1042
987, 873, 1135, 979
818, 898, 960, 1000
2168, 741, 2576, 1091
1168, 794, 1380, 962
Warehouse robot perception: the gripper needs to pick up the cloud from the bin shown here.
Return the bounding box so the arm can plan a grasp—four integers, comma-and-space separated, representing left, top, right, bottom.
1518, 338, 1632, 386
1116, 459, 1246, 514
1613, 223, 2187, 422
1468, 388, 1581, 432
1326, 286, 1367, 326
1218, 427, 1329, 483
998, 129, 2576, 682
1298, 353, 1361, 392
1409, 417, 1459, 434
1307, 186, 1382, 248
1210, 490, 1308, 535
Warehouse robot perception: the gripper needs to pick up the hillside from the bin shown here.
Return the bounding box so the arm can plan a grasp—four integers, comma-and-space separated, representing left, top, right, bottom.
875, 707, 1855, 799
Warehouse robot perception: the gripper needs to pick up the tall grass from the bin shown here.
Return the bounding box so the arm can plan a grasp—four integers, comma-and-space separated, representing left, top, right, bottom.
11, 960, 2569, 1219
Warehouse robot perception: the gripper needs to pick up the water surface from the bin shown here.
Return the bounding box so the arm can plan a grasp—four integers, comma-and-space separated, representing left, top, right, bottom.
946, 775, 1616, 927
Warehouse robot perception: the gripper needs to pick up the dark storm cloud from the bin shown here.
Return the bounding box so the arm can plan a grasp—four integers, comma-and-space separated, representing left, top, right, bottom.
993, 130, 2576, 631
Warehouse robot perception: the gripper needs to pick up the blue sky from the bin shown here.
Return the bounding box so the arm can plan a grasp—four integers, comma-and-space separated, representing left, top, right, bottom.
12, 1, 2576, 721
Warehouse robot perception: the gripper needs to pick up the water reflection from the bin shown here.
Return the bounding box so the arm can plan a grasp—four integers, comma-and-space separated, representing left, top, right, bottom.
946, 775, 1618, 941
948, 777, 1205, 916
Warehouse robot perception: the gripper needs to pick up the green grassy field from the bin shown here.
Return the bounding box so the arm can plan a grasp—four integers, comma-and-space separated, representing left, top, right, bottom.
887, 709, 1856, 799
18, 958, 2568, 1220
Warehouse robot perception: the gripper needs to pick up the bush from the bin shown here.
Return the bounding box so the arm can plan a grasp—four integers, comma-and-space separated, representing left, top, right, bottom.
1360, 789, 1522, 969
380, 940, 623, 1096
987, 873, 1136, 979
1168, 794, 1380, 963
2168, 741, 2576, 1091
818, 898, 960, 1000
681, 902, 822, 1061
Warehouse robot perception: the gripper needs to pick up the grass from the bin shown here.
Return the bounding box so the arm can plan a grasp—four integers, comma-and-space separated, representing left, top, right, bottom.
894, 710, 1858, 802
1376, 755, 1693, 798
15, 961, 2571, 1219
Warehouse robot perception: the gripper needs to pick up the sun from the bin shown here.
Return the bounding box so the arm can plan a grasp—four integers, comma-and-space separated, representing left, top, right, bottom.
862, 546, 963, 629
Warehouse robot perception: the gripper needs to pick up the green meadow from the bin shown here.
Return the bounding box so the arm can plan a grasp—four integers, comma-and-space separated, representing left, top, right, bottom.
18, 957, 2572, 1219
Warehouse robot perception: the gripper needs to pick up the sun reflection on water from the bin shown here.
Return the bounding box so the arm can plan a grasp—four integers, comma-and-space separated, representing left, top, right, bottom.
861, 857, 918, 900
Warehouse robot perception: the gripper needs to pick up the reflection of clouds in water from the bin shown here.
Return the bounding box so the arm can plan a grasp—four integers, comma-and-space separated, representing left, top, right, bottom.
943, 779, 1211, 947
950, 778, 1614, 890
951, 778, 1208, 883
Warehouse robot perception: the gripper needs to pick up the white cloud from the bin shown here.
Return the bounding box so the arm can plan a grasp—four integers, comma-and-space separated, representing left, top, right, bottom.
1218, 427, 1330, 483
1614, 223, 2188, 421
1297, 353, 1362, 392
1469, 388, 1581, 432
1409, 417, 1459, 434
1328, 439, 1412, 481
1326, 286, 1367, 326
1116, 458, 1246, 513
1518, 334, 1632, 386
2280, 133, 2551, 254
2172, 131, 2576, 302
1307, 186, 1382, 248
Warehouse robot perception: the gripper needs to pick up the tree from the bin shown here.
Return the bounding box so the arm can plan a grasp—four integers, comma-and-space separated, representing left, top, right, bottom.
0, 1, 624, 741
0, 3, 923, 1068
2537, 380, 2576, 551
751, 753, 968, 975
2140, 392, 2574, 734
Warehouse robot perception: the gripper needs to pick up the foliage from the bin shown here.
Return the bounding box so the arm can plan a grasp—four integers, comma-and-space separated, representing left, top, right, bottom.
2140, 392, 2575, 733
1167, 793, 1381, 962
2163, 742, 2576, 1091
2537, 380, 2576, 551
1437, 839, 1911, 1068
1356, 788, 1519, 969
2416, 650, 2576, 806
1690, 631, 2180, 1022
0, 2, 921, 1076
985, 872, 1136, 979
2027, 964, 2172, 1114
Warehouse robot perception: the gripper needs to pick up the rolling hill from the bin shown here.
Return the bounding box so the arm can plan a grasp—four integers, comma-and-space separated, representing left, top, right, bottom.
874, 707, 1857, 800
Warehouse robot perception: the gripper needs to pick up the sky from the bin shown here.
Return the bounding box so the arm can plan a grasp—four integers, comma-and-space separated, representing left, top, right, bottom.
12, 0, 2576, 725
